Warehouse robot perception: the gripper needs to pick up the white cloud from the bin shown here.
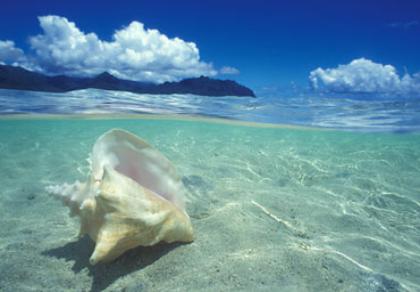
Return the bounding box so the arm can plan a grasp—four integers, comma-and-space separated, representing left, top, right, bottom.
0, 15, 217, 82
388, 20, 419, 30
309, 58, 420, 95
220, 66, 240, 75
0, 41, 26, 65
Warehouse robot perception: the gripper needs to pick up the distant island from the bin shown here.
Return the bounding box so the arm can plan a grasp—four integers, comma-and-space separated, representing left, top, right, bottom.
0, 65, 255, 97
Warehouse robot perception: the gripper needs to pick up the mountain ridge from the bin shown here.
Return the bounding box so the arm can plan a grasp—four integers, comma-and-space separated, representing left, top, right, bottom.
0, 65, 256, 97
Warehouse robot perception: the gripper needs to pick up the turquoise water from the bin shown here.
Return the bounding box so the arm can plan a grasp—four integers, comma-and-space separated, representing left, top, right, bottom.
0, 116, 419, 291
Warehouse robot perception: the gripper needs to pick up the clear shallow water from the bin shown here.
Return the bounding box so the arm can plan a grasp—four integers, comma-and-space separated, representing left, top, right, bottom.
0, 116, 419, 291
1, 88, 420, 132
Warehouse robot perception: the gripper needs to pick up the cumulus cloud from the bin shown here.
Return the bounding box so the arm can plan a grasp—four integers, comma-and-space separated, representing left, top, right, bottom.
0, 15, 217, 82
309, 58, 420, 95
220, 66, 240, 75
0, 41, 26, 65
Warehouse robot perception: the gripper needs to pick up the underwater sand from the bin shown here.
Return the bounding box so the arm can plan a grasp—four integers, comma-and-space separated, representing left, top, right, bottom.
0, 115, 419, 291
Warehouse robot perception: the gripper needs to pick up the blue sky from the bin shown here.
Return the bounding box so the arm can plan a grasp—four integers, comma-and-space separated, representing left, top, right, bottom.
0, 0, 419, 95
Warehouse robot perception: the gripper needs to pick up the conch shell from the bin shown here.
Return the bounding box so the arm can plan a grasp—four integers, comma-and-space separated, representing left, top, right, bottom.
47, 129, 194, 265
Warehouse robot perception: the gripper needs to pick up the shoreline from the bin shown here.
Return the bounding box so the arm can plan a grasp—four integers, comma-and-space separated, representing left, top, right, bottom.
1, 113, 419, 134
0, 113, 326, 131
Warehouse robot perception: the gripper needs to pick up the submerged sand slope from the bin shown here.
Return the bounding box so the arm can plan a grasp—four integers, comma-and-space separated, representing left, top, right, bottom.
0, 116, 419, 291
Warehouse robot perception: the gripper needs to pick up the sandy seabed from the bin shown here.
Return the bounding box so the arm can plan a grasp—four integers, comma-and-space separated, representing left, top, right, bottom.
0, 115, 419, 291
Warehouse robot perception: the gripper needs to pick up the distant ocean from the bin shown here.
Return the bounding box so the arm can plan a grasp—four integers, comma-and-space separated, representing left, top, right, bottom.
0, 88, 419, 291
1, 88, 420, 132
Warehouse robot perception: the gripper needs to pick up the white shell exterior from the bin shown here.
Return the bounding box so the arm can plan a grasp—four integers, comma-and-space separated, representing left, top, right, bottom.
48, 129, 193, 264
